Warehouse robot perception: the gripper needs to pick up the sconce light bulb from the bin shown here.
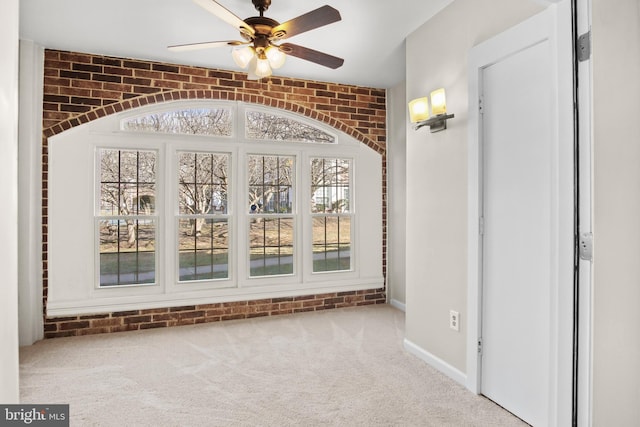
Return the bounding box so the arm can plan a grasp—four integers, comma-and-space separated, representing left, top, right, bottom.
430, 88, 447, 115
408, 97, 430, 123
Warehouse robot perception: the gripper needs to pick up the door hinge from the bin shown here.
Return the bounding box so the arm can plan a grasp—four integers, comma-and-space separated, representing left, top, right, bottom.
479, 96, 484, 114
479, 217, 485, 235
478, 338, 483, 355
578, 31, 591, 62
579, 232, 593, 261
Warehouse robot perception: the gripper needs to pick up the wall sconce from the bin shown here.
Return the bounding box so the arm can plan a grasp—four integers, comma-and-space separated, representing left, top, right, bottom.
408, 88, 455, 132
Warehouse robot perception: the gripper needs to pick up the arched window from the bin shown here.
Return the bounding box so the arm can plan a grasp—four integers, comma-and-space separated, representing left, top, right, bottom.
47, 101, 383, 315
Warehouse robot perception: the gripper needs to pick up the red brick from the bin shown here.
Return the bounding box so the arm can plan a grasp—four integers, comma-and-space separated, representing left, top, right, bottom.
91, 318, 122, 328
153, 313, 180, 322
221, 314, 246, 321
169, 305, 196, 312
303, 300, 323, 308
124, 315, 152, 324
140, 308, 169, 315
179, 310, 205, 320
59, 321, 90, 330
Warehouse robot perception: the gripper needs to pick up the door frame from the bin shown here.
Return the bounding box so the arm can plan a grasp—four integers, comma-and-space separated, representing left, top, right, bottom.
466, 2, 575, 425
574, 0, 593, 424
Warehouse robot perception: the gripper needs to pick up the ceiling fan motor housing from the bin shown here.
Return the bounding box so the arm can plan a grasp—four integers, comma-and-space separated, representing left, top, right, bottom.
241, 16, 286, 50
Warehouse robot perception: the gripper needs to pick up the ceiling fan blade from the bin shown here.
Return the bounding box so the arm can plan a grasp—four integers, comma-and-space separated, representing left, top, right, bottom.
193, 0, 255, 36
168, 40, 245, 52
271, 5, 341, 40
279, 43, 344, 69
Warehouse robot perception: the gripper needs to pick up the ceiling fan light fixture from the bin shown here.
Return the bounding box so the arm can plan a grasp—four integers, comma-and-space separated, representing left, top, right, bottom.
246, 56, 260, 80
265, 46, 286, 69
254, 56, 272, 78
170, 1, 344, 79
232, 46, 254, 69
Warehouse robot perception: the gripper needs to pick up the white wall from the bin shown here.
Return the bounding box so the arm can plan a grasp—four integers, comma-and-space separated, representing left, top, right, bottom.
404, 0, 544, 373
387, 81, 407, 309
18, 41, 44, 346
592, 0, 640, 423
0, 0, 21, 403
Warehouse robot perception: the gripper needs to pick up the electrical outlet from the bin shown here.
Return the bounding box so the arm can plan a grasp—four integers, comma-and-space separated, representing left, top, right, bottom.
449, 310, 460, 332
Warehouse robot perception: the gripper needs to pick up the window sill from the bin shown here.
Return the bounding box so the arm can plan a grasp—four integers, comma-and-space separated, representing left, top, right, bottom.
46, 276, 384, 317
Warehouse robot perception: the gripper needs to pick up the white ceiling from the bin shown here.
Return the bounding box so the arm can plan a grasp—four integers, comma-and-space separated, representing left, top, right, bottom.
19, 0, 455, 88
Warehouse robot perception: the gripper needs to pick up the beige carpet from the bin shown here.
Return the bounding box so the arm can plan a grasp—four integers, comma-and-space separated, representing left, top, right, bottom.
20, 305, 526, 426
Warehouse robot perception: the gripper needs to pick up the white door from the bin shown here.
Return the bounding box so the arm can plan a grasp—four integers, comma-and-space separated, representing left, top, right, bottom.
468, 3, 575, 426
480, 39, 553, 426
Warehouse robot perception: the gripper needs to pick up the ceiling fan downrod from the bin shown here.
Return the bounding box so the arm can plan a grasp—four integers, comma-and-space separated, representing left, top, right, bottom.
251, 0, 271, 16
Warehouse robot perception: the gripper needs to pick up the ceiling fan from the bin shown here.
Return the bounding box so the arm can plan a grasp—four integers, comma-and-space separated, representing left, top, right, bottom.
169, 0, 344, 80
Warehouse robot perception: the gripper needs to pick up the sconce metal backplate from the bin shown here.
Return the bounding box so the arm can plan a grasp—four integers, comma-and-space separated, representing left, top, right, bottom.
429, 119, 447, 133
413, 113, 455, 133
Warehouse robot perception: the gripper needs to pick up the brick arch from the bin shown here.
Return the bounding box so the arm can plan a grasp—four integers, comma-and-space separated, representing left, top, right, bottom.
42, 89, 385, 155
40, 51, 388, 337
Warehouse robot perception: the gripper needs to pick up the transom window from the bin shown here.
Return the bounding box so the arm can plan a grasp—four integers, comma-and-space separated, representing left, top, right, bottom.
122, 108, 233, 136
122, 107, 335, 143
245, 111, 335, 143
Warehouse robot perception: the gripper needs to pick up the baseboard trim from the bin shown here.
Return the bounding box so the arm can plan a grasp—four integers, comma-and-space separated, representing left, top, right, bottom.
404, 338, 467, 386
390, 299, 406, 312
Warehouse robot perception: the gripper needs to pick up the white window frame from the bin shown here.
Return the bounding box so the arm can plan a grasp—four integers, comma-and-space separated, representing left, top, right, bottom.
244, 152, 298, 282
175, 150, 232, 285
309, 156, 355, 275
94, 148, 160, 289
46, 100, 383, 316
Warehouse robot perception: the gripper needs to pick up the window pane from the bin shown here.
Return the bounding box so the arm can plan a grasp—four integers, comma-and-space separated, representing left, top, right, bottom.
248, 155, 294, 214
98, 148, 157, 287
100, 149, 156, 216
178, 218, 229, 281
310, 158, 350, 213
178, 152, 229, 215
138, 151, 157, 183
249, 217, 294, 277
312, 216, 351, 272
177, 151, 230, 283
245, 111, 335, 143
100, 183, 119, 215
99, 219, 156, 286
122, 108, 233, 136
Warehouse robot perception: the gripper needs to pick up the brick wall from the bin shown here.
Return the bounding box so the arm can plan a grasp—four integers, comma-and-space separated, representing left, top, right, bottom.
41, 49, 387, 338
44, 291, 386, 338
